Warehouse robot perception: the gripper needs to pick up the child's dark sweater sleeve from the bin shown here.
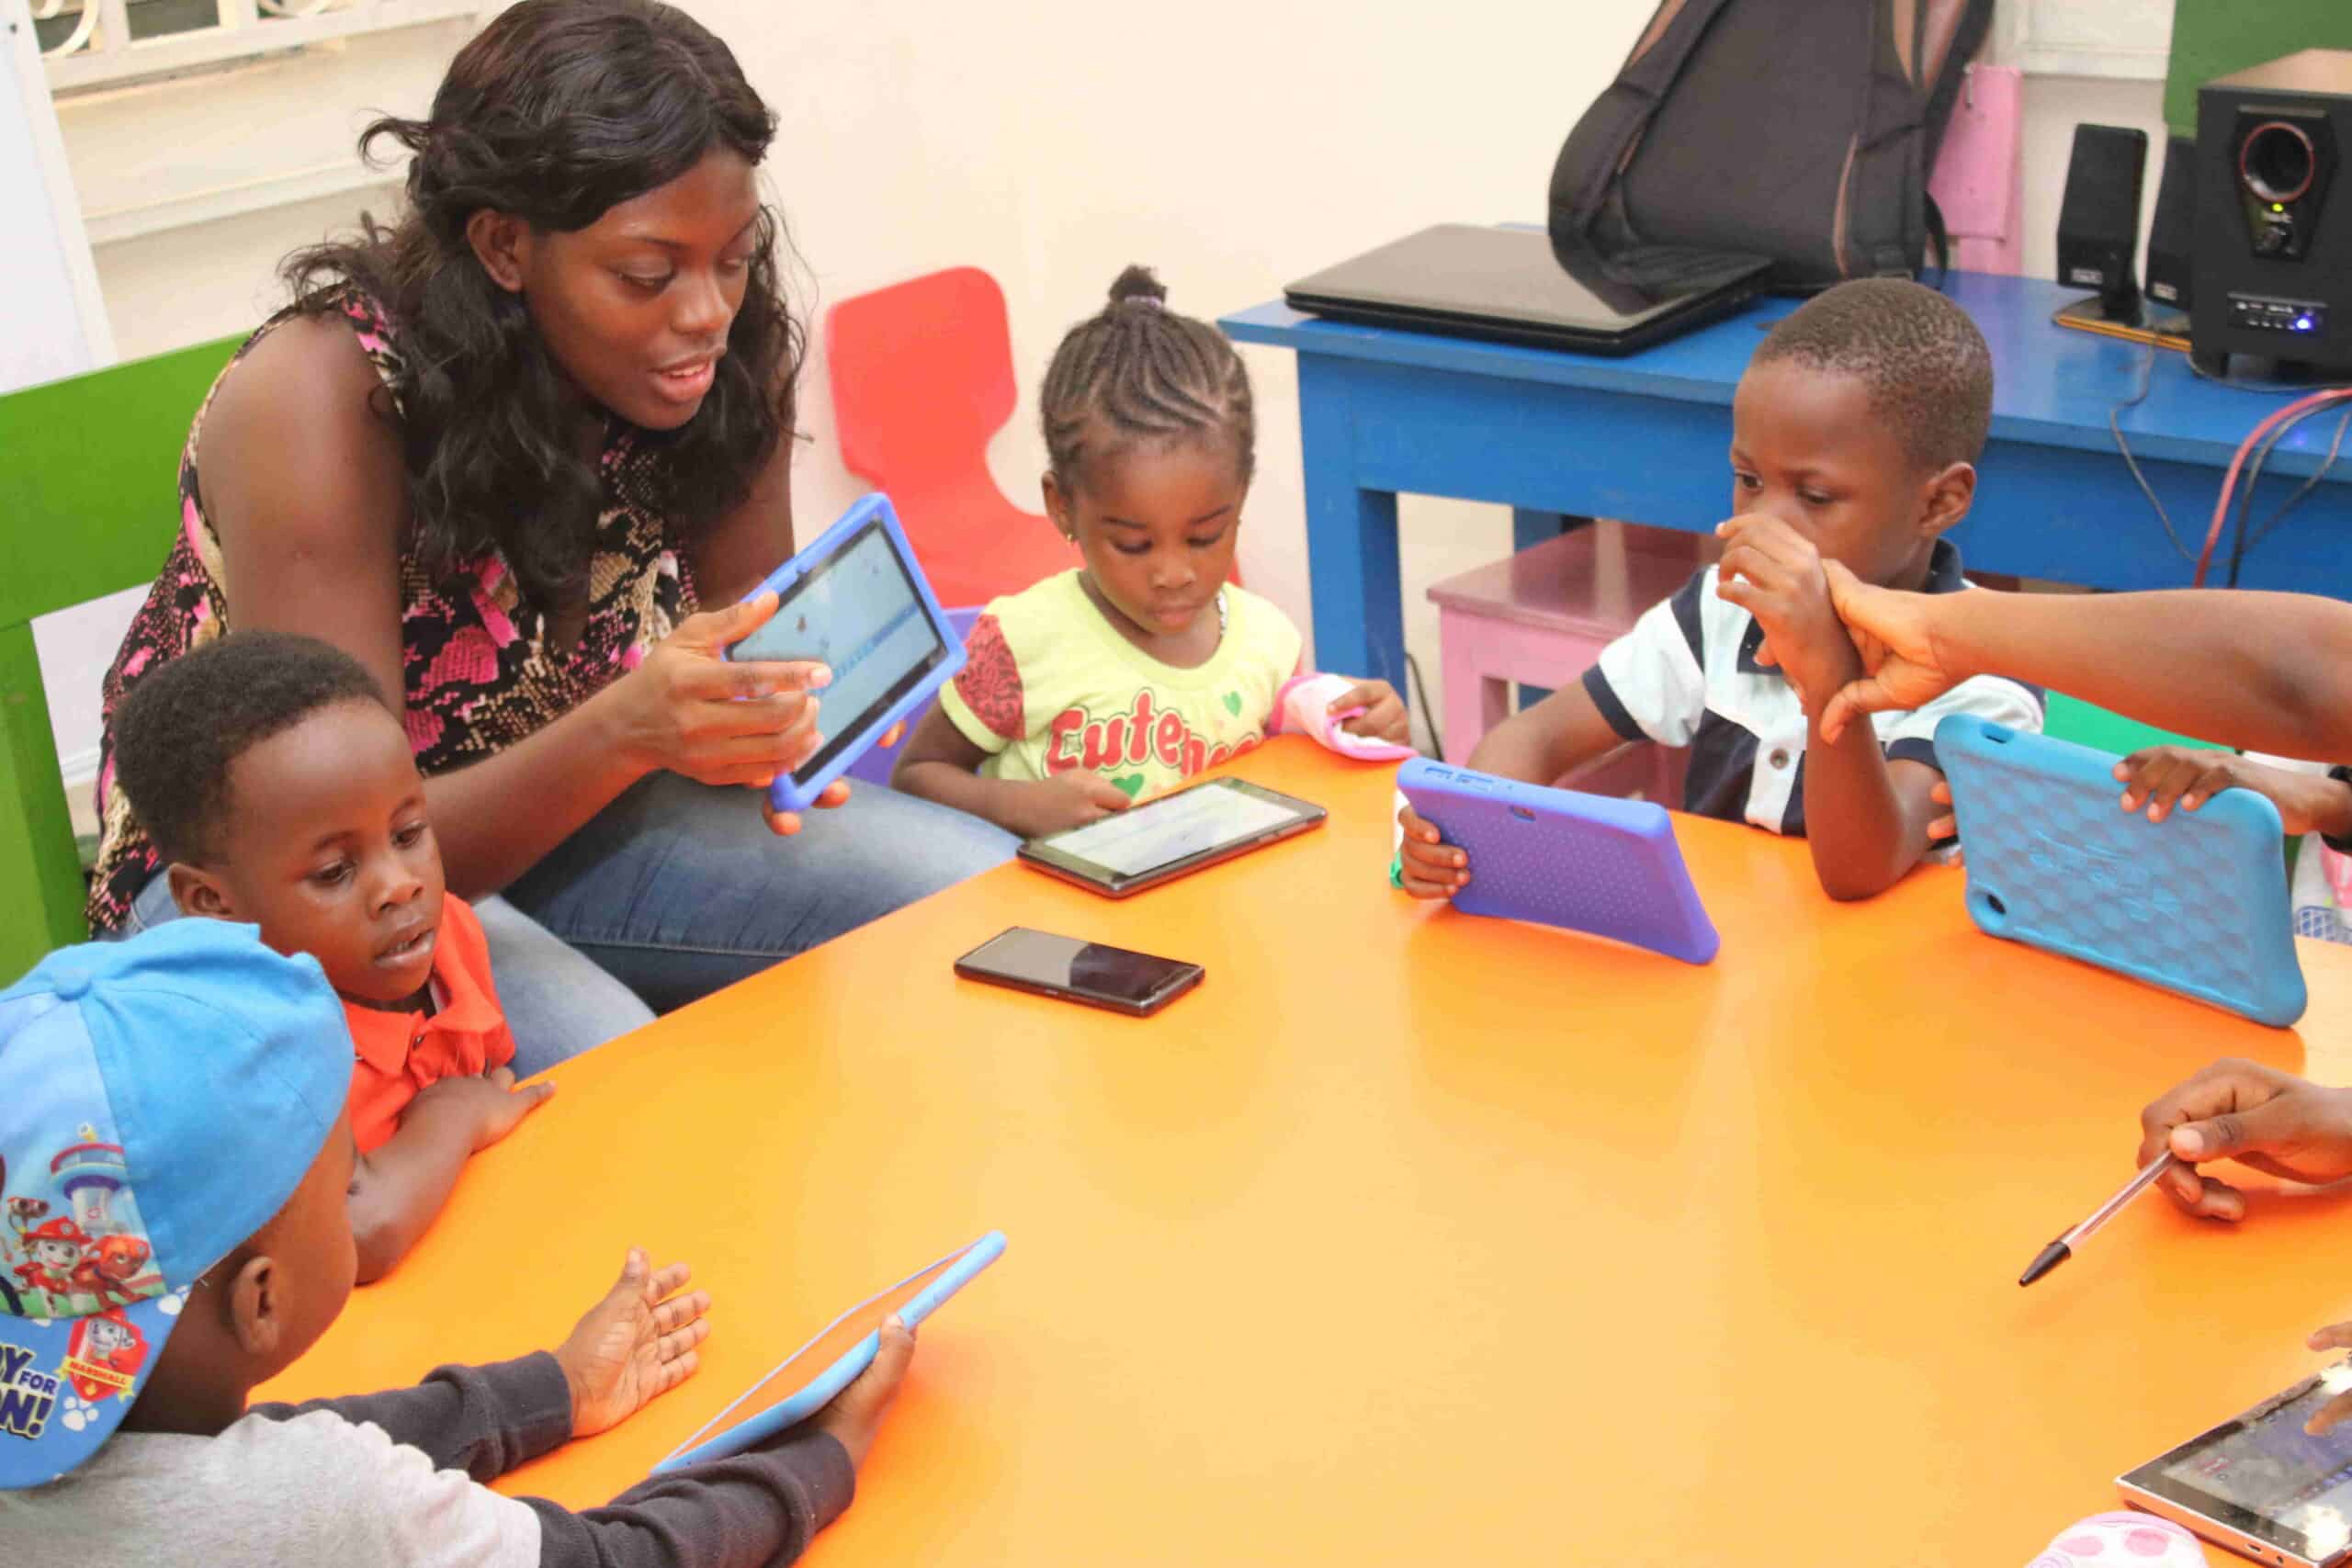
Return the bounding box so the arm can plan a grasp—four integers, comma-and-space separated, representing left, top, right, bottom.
521, 1434, 855, 1568
249, 1352, 572, 1481
250, 1352, 857, 1568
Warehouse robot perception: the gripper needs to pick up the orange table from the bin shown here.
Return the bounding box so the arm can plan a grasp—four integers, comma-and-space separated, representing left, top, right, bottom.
265, 739, 2352, 1564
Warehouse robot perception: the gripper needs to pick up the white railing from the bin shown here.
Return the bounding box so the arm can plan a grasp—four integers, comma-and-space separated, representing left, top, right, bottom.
38, 0, 478, 95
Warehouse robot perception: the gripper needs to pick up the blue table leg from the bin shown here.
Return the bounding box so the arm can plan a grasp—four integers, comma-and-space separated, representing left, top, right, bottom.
1297, 355, 1403, 691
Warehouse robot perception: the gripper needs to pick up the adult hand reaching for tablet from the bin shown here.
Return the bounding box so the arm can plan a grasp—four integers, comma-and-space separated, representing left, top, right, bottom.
2135, 1058, 2352, 1222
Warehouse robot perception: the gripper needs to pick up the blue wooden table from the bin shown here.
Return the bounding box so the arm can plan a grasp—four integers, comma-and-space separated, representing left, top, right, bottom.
1222, 271, 2352, 686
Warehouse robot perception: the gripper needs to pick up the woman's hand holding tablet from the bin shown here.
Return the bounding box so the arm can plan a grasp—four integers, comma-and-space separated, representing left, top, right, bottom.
612, 592, 835, 833
725, 494, 968, 818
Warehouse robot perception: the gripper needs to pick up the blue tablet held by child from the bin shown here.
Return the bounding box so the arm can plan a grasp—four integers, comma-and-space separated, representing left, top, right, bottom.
1396, 757, 1720, 964
726, 494, 967, 813
654, 1231, 1007, 1473
1936, 714, 2308, 1026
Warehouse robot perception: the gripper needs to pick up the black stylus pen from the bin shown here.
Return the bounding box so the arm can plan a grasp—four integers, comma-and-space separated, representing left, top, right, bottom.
2018, 1154, 2183, 1287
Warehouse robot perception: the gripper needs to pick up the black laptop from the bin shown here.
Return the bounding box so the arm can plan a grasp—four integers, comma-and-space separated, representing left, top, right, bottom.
1283, 224, 1770, 356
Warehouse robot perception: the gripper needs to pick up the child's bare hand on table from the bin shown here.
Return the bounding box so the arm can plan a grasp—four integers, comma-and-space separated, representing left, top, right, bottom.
555, 1247, 714, 1438
408, 1066, 553, 1153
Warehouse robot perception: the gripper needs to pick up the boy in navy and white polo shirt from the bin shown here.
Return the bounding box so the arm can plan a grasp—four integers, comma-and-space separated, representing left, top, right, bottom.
1397, 278, 2042, 902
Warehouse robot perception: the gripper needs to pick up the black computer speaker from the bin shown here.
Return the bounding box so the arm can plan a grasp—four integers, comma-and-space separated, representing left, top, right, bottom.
2057, 123, 2150, 320
2145, 135, 2197, 311
2193, 51, 2352, 377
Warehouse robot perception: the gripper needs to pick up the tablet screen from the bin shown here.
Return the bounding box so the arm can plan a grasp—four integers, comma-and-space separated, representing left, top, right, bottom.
2130, 1368, 2352, 1560
1045, 779, 1307, 878
732, 518, 949, 782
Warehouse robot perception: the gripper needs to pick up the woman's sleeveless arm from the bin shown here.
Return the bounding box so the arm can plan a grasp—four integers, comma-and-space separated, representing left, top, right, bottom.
200, 319, 651, 895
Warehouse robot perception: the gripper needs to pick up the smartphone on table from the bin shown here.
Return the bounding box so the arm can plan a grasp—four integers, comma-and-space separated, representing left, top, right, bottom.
953, 928, 1204, 1017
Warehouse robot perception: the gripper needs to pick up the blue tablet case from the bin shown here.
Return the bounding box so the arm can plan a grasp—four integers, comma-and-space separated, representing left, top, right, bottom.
653, 1231, 1006, 1474
1935, 715, 2306, 1026
726, 494, 966, 813
1397, 757, 1720, 964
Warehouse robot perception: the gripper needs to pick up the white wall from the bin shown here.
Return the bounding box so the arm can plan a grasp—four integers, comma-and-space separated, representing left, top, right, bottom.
2015, 73, 2168, 283
745, 0, 1663, 751
31, 0, 2173, 797
30, 181, 403, 801
30, 17, 451, 804
0, 2, 108, 389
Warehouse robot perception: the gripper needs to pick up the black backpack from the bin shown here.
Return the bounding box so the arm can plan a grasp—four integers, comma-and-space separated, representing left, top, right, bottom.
1547, 0, 1995, 293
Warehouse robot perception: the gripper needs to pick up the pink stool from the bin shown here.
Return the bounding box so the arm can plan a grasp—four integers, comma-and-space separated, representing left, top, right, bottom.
1427, 523, 1709, 803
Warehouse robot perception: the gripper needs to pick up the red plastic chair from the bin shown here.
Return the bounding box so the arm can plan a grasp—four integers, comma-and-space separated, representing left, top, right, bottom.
826, 267, 1075, 608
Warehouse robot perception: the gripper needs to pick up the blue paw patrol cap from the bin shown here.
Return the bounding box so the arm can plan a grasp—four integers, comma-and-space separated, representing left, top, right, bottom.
0, 921, 349, 1488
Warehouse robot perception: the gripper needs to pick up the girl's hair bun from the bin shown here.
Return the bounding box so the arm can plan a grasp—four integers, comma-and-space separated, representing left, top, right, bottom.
1107, 265, 1167, 308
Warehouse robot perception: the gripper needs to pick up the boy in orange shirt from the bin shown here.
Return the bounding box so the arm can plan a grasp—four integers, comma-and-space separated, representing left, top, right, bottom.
111, 631, 548, 1280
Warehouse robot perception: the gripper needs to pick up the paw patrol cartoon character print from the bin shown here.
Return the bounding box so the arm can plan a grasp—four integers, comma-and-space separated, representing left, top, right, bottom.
0, 1179, 49, 1276
2, 1193, 46, 1253
1, 1125, 163, 1322
70, 1235, 153, 1311
60, 1311, 147, 1403
10, 1219, 87, 1315
0, 1158, 38, 1314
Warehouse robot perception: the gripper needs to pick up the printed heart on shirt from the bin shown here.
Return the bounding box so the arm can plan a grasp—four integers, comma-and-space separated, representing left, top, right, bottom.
1111, 773, 1146, 798
1221, 692, 1242, 716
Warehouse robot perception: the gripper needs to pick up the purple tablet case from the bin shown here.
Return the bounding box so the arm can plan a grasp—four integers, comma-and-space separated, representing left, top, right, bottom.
725, 494, 966, 814
1397, 757, 1720, 964
1937, 714, 2306, 1026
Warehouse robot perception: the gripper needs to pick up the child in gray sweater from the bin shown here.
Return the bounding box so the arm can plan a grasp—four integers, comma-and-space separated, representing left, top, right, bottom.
0, 920, 912, 1566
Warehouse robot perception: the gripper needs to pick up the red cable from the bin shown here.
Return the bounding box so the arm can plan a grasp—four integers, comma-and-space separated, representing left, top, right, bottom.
2193, 388, 2352, 587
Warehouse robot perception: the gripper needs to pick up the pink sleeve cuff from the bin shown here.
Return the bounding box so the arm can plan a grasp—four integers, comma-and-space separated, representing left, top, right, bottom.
1270, 671, 1322, 736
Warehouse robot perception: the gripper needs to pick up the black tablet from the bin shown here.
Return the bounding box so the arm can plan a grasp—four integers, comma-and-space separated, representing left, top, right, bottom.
1016, 777, 1326, 897
2118, 1365, 2352, 1566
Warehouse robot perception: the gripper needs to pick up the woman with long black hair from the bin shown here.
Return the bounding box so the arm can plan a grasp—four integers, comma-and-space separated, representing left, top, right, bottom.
91, 0, 1012, 1065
